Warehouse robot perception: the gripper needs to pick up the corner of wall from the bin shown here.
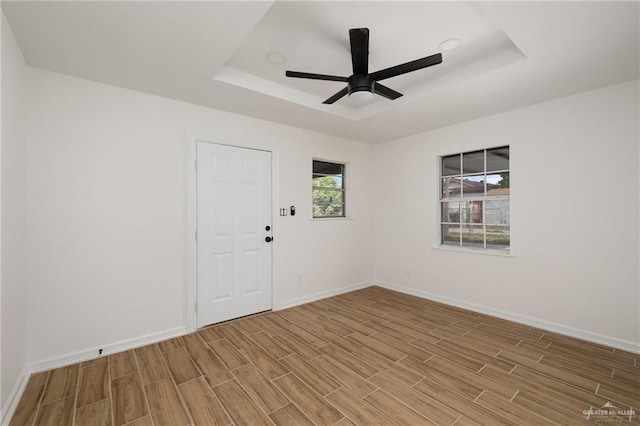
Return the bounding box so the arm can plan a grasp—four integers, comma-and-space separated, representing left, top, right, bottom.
1, 10, 30, 420
0, 367, 29, 426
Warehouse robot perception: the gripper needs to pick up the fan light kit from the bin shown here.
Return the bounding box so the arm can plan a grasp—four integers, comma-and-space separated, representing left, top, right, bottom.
286, 28, 443, 104
349, 90, 374, 102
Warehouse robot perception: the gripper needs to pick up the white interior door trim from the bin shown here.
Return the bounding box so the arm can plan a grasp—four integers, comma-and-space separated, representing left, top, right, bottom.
186, 133, 280, 333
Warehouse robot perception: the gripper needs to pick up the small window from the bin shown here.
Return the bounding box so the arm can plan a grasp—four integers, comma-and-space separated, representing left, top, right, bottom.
440, 146, 510, 252
312, 160, 345, 218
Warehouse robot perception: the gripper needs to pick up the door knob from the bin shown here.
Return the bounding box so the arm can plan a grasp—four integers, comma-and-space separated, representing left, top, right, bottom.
265, 236, 273, 243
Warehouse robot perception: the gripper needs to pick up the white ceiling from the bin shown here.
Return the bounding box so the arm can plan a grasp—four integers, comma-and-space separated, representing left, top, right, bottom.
3, 1, 639, 143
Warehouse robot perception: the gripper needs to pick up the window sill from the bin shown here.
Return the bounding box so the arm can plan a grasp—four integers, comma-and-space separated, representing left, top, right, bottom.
309, 216, 354, 221
433, 245, 514, 257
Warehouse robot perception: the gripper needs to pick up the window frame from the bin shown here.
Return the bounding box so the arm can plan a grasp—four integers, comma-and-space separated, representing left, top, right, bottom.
438, 146, 510, 254
312, 159, 346, 219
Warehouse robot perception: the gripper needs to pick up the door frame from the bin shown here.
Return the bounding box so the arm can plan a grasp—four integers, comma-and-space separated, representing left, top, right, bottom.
186, 134, 280, 333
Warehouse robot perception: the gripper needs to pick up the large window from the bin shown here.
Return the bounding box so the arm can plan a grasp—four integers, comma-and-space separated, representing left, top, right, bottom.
440, 146, 510, 251
312, 160, 345, 218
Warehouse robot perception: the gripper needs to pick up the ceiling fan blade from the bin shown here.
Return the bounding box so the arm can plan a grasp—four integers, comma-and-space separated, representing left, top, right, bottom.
286, 71, 348, 82
373, 83, 403, 100
349, 28, 369, 75
369, 52, 442, 81
322, 87, 349, 104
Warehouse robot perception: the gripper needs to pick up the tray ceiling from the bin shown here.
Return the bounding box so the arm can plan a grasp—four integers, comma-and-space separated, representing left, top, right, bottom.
3, 1, 638, 143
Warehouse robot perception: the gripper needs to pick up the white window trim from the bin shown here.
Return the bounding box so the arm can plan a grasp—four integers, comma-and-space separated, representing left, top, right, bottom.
435, 146, 512, 256
433, 244, 515, 257
311, 158, 352, 220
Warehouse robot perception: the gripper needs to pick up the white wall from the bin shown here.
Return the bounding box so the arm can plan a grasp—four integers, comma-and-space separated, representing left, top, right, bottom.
25, 69, 374, 365
7, 32, 640, 385
1, 13, 29, 413
373, 80, 640, 350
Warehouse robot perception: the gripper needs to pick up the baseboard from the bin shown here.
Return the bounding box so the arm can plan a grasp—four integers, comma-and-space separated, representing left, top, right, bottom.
1, 366, 30, 426
376, 281, 640, 354
1, 284, 365, 424
28, 326, 187, 374
2, 326, 188, 425
277, 280, 373, 311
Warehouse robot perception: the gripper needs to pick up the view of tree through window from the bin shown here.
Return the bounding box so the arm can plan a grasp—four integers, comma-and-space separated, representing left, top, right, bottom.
312, 160, 345, 218
440, 146, 510, 251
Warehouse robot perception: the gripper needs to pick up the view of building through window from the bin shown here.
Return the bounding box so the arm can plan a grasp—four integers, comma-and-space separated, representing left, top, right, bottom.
440, 146, 510, 251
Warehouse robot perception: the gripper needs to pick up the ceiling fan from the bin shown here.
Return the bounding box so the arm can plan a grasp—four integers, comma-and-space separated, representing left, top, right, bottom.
285, 28, 443, 104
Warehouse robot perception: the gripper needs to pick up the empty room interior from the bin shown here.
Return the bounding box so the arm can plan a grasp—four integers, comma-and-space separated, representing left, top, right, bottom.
1, 1, 639, 425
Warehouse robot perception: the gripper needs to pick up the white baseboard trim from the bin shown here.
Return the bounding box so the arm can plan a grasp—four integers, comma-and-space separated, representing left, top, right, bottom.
1, 367, 30, 426
3, 326, 187, 425
277, 281, 373, 311
28, 326, 188, 374
376, 281, 640, 355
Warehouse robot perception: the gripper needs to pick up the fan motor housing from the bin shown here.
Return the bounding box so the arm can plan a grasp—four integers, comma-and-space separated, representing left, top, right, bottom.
285, 28, 442, 104
348, 74, 374, 95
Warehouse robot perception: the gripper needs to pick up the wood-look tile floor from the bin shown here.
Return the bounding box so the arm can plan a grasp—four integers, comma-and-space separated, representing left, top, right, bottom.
10, 286, 640, 425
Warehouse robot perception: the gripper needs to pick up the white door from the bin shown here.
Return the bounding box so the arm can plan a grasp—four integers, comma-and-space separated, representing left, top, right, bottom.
196, 142, 273, 327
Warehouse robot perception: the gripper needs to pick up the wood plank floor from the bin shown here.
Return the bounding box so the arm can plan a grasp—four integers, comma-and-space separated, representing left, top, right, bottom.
10, 286, 640, 425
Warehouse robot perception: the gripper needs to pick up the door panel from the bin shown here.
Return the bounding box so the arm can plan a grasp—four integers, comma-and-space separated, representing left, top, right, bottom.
196, 142, 272, 327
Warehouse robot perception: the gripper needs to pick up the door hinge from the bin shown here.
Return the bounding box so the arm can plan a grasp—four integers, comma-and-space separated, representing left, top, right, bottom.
195, 302, 198, 313
194, 160, 197, 171
195, 230, 198, 241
